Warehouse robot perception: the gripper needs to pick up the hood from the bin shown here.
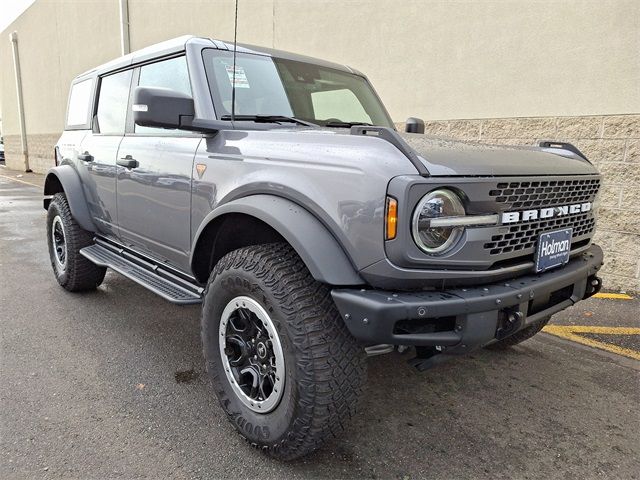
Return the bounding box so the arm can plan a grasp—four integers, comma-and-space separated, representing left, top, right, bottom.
398, 133, 598, 176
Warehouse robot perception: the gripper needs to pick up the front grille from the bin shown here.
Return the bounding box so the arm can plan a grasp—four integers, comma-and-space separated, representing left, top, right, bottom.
484, 213, 596, 255
489, 178, 600, 209
484, 176, 600, 258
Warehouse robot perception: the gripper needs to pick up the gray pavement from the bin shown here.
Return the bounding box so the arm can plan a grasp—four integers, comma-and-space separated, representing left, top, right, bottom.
1, 172, 639, 479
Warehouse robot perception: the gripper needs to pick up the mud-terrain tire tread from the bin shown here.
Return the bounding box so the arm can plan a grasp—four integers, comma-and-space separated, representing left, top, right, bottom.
47, 193, 106, 291
486, 315, 551, 350
201, 242, 366, 460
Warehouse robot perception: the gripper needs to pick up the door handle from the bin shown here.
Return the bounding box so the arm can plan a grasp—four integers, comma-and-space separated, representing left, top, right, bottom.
78, 152, 93, 162
117, 155, 138, 169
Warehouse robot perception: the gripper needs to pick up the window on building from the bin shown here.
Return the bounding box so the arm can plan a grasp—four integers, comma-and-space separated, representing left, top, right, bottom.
135, 56, 191, 134
66, 78, 93, 127
96, 70, 132, 135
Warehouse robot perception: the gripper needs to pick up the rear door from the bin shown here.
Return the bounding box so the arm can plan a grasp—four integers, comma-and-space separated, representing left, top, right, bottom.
76, 69, 133, 237
116, 56, 201, 271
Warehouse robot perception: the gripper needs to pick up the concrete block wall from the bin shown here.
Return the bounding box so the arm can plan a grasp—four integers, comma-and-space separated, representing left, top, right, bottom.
412, 114, 640, 293
5, 114, 638, 293
3, 134, 60, 174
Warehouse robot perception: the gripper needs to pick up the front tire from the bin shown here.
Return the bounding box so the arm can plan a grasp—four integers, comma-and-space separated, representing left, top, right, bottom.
201, 243, 366, 460
46, 193, 106, 291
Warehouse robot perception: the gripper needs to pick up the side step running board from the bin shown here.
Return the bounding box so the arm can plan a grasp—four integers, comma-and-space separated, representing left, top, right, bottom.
80, 243, 203, 305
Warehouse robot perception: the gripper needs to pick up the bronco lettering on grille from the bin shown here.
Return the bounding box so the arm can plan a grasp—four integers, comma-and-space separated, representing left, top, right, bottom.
501, 202, 592, 224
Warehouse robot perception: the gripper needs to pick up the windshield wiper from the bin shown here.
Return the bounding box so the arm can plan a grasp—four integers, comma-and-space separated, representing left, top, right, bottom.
324, 121, 373, 128
220, 114, 317, 127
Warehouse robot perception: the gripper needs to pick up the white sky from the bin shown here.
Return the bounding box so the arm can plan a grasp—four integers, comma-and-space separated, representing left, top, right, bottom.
0, 0, 36, 33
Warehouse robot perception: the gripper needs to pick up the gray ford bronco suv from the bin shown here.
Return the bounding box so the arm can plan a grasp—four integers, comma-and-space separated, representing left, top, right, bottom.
45, 36, 603, 459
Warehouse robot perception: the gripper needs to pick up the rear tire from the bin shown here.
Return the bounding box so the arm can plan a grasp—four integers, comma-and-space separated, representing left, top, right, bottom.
46, 193, 106, 291
486, 315, 551, 350
201, 243, 366, 460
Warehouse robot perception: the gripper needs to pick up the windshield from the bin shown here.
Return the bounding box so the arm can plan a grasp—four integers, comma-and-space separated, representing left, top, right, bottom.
203, 49, 394, 128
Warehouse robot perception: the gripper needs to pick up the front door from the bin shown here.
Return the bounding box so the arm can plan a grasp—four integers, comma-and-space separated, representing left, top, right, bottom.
115, 56, 200, 272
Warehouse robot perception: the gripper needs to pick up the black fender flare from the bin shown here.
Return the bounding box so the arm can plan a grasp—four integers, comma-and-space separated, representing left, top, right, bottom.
191, 195, 364, 286
43, 165, 97, 232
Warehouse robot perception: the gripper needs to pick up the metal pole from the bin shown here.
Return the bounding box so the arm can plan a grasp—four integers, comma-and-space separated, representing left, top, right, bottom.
9, 31, 29, 171
119, 0, 130, 55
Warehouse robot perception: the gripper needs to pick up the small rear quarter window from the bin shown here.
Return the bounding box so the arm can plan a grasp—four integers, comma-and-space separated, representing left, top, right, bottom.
66, 78, 93, 128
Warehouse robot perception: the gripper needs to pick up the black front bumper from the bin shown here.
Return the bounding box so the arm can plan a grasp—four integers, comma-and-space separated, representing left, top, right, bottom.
332, 245, 603, 354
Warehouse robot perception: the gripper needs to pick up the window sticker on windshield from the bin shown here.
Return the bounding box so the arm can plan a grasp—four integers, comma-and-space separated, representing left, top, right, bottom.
225, 64, 250, 88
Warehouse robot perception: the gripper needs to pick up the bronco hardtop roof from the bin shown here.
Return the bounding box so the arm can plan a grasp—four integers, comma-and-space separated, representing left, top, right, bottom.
75, 35, 358, 81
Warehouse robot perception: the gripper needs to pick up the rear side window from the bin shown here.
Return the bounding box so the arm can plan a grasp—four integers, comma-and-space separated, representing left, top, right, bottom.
135, 56, 191, 134
66, 78, 93, 128
96, 70, 133, 135
311, 89, 372, 124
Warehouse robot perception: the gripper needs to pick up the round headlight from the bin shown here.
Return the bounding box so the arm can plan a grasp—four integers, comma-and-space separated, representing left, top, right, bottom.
412, 189, 465, 254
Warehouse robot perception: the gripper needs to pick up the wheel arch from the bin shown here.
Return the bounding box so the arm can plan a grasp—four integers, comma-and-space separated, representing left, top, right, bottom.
43, 165, 97, 232
190, 195, 364, 286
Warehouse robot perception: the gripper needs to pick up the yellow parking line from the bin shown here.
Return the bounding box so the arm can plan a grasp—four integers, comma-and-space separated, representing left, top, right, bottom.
558, 326, 640, 335
543, 325, 640, 360
593, 292, 634, 300
0, 174, 42, 189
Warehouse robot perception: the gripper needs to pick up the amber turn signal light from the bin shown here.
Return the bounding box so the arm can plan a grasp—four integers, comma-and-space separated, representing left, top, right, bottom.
385, 196, 398, 240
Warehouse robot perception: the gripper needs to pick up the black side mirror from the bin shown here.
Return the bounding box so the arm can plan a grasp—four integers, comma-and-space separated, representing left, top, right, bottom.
133, 86, 195, 130
405, 117, 425, 134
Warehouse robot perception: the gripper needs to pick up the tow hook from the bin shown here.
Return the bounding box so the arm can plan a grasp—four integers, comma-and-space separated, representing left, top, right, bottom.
583, 276, 602, 299
495, 309, 524, 340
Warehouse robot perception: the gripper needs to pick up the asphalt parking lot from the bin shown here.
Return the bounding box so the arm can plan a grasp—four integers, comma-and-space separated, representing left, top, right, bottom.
1, 171, 639, 479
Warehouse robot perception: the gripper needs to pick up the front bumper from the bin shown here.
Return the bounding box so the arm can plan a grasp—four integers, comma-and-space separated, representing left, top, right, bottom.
332, 244, 603, 354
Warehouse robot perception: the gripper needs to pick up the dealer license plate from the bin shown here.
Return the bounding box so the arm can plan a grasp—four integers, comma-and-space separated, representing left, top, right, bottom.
535, 228, 573, 273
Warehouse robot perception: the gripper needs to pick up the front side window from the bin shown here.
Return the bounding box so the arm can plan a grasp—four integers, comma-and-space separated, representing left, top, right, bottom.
136, 56, 191, 134
96, 70, 132, 135
203, 49, 393, 128
66, 78, 93, 127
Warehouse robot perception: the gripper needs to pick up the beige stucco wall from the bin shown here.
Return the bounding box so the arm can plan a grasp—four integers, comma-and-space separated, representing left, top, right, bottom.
1, 0, 639, 140
0, 1, 121, 139
129, 0, 640, 120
